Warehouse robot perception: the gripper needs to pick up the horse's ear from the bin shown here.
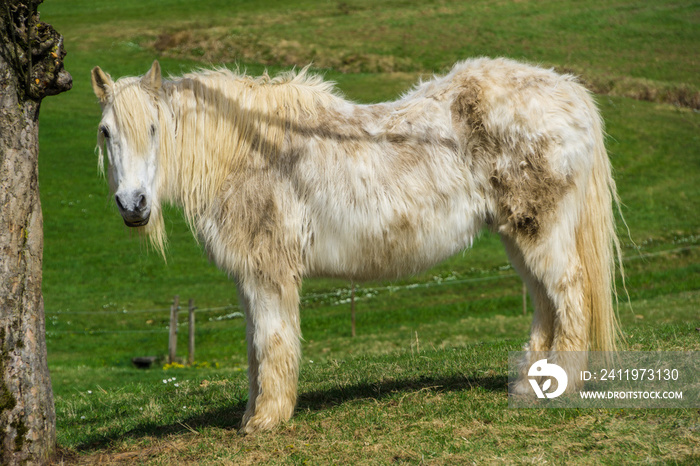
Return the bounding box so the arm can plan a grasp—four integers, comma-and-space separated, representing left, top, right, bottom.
91, 66, 113, 101
142, 60, 162, 92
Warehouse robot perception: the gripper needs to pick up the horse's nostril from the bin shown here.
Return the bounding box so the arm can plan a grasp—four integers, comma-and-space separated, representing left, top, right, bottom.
115, 194, 126, 212
137, 193, 148, 211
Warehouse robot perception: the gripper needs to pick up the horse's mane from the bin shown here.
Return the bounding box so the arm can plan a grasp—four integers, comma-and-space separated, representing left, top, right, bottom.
114, 66, 343, 254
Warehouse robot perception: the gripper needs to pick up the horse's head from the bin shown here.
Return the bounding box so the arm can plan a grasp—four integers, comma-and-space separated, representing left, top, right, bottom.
91, 61, 164, 228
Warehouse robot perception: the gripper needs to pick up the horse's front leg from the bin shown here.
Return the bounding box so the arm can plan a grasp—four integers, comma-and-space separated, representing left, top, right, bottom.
237, 275, 301, 434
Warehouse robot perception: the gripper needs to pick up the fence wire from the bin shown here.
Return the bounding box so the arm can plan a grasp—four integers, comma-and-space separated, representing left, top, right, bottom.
45, 244, 698, 336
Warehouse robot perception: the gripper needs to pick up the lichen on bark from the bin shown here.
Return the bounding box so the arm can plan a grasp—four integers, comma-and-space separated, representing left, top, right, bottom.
0, 0, 71, 101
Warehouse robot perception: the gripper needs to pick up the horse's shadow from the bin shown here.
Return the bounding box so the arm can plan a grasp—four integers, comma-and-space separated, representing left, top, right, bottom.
72, 372, 506, 452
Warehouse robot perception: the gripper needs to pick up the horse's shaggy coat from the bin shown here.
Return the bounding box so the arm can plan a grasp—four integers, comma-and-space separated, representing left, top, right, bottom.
92, 58, 622, 433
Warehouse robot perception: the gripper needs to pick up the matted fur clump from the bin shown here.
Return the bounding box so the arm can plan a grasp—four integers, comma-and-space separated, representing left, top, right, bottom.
92, 58, 623, 433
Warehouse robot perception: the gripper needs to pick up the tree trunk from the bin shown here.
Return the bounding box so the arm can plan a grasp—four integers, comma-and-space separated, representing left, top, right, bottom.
0, 1, 71, 463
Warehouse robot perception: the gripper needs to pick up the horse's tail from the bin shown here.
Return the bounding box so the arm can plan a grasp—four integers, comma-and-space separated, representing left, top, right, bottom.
576, 105, 625, 352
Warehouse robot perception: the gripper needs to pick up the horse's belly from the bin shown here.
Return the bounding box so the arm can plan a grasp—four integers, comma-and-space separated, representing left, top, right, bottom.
305, 194, 485, 280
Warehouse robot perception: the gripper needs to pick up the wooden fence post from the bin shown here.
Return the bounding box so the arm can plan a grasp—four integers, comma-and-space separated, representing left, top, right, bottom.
351, 284, 356, 338
168, 295, 180, 364
188, 298, 196, 365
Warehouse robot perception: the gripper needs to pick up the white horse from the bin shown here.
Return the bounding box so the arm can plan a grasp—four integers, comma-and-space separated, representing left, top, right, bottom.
92, 58, 622, 432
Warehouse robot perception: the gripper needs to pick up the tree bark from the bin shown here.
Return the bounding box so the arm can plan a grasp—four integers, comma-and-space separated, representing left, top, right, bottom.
0, 1, 71, 464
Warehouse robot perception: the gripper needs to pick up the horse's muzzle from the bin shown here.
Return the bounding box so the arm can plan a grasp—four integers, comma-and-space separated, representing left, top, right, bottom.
115, 189, 150, 228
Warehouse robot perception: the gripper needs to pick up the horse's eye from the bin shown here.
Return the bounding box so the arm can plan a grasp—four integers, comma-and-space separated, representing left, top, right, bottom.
100, 126, 110, 139
150, 124, 157, 137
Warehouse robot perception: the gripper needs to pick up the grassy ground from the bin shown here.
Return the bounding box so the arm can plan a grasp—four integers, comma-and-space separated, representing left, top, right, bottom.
55, 329, 700, 465
33, 0, 700, 463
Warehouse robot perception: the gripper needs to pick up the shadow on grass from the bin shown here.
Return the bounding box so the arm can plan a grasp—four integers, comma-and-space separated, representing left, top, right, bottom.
71, 372, 506, 453
297, 372, 507, 411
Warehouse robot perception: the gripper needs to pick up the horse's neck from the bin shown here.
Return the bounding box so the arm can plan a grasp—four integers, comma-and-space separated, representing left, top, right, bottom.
161, 77, 297, 222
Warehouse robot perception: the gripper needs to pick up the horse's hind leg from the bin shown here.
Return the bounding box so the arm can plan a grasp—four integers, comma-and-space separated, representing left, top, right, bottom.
501, 213, 588, 394
501, 235, 555, 394
501, 235, 555, 393
237, 275, 301, 433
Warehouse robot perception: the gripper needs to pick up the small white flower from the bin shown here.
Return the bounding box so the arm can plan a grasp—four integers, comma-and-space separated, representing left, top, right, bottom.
87, 390, 92, 394
81, 416, 86, 419
174, 383, 179, 387
309, 360, 314, 363
163, 379, 167, 384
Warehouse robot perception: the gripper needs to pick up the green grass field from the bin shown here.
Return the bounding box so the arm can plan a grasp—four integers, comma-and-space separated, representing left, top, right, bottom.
32, 0, 700, 463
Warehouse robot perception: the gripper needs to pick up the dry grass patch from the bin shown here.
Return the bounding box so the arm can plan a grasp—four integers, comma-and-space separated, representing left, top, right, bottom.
149, 27, 415, 74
